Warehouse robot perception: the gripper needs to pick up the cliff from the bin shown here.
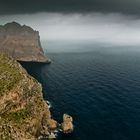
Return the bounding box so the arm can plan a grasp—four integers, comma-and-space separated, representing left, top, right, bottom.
0, 54, 56, 139
0, 22, 49, 63
0, 22, 74, 139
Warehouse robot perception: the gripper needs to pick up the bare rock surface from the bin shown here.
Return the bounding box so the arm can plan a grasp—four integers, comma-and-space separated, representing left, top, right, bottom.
0, 22, 49, 63
61, 114, 74, 133
0, 54, 55, 140
47, 119, 58, 130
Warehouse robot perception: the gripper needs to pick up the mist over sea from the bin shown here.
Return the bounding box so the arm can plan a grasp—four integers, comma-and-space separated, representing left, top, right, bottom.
20, 41, 140, 140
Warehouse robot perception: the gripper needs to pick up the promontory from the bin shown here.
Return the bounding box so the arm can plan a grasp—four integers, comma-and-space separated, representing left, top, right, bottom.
0, 22, 49, 63
0, 22, 73, 139
0, 54, 56, 139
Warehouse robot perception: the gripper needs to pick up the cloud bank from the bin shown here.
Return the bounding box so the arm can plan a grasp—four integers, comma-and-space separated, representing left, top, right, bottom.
1, 0, 140, 15
1, 12, 140, 47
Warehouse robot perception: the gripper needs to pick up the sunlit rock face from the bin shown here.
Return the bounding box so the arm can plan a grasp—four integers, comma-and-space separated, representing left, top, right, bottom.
0, 22, 49, 63
61, 114, 74, 133
0, 54, 55, 139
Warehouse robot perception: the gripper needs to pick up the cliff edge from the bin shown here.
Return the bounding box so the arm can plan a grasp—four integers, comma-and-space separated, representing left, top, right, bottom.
0, 22, 49, 63
0, 54, 56, 139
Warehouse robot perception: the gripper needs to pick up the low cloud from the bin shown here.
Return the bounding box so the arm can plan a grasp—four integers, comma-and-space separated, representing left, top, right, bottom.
1, 12, 140, 47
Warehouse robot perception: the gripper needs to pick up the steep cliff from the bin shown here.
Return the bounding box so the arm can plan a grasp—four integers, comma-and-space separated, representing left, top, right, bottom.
0, 22, 49, 63
0, 54, 56, 140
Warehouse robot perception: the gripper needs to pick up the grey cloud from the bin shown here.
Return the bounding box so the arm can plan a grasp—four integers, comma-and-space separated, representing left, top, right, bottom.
1, 12, 140, 47
1, 0, 140, 15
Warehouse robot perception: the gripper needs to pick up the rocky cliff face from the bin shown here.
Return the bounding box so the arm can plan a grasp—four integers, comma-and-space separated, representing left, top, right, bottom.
0, 54, 56, 139
0, 22, 49, 63
0, 22, 74, 139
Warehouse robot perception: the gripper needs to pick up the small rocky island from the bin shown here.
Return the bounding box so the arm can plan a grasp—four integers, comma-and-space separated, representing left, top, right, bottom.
0, 22, 73, 139
0, 22, 49, 63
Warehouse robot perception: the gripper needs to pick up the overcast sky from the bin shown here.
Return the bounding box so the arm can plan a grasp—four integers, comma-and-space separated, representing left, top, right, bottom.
1, 0, 140, 15
1, 0, 140, 50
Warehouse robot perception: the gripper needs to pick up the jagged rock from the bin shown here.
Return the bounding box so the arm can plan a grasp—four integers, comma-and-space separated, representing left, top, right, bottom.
61, 114, 73, 133
0, 22, 50, 63
48, 132, 56, 140
40, 126, 50, 136
47, 119, 58, 130
0, 54, 54, 140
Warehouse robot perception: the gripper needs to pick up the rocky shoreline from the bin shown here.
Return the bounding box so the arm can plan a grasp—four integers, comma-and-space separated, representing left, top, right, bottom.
39, 113, 74, 139
41, 100, 74, 139
0, 22, 73, 139
0, 54, 73, 140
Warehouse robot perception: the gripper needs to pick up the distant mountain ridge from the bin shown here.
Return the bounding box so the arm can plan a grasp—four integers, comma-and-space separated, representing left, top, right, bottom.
0, 22, 49, 63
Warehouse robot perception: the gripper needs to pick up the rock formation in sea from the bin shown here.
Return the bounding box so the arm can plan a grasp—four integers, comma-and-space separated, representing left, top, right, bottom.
61, 114, 74, 133
0, 22, 49, 63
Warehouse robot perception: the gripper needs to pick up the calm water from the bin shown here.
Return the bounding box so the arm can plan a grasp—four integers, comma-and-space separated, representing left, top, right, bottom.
20, 49, 140, 140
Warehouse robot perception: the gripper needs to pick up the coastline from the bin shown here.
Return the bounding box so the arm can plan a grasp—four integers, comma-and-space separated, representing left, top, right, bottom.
0, 54, 73, 139
0, 22, 73, 139
18, 58, 52, 65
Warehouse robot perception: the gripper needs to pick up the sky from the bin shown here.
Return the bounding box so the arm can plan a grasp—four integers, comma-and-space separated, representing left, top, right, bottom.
1, 0, 140, 51
1, 0, 140, 15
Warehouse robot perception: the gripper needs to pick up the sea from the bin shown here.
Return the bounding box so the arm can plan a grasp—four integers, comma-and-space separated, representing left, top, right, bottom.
20, 42, 140, 140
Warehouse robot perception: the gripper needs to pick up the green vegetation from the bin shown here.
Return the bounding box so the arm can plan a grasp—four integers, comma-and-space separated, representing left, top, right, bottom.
0, 54, 22, 95
0, 53, 52, 139
1, 109, 29, 123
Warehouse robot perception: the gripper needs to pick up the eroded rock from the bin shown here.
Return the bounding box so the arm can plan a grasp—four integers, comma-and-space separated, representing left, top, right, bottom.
48, 132, 56, 140
0, 54, 53, 139
47, 119, 58, 130
61, 114, 73, 133
0, 22, 50, 63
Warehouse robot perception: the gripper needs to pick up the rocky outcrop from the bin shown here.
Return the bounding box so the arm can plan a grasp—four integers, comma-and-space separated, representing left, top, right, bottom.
0, 22, 49, 63
0, 54, 74, 139
0, 54, 55, 139
61, 114, 73, 133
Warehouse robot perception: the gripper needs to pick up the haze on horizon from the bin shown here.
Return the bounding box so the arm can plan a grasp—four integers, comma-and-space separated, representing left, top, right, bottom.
1, 0, 140, 51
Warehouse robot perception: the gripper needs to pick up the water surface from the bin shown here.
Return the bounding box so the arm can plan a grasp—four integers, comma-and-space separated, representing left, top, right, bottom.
21, 48, 140, 140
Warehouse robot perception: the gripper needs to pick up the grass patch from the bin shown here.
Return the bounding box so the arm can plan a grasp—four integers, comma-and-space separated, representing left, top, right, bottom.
1, 109, 29, 123
0, 54, 22, 95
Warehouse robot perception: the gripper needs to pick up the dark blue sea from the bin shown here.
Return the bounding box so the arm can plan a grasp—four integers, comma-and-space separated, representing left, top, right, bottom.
20, 47, 140, 140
